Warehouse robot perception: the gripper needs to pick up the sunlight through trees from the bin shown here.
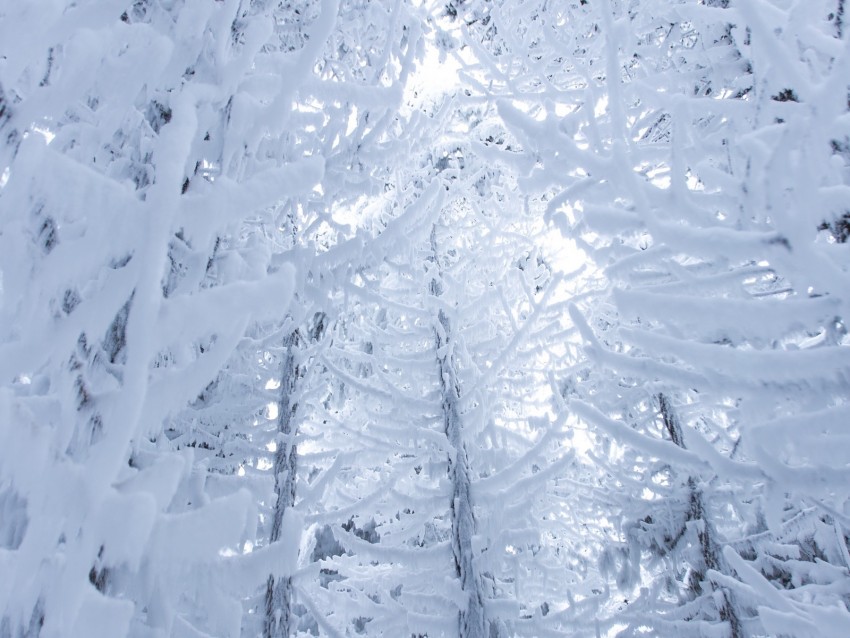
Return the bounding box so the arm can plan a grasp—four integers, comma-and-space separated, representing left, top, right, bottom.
1, 1, 848, 636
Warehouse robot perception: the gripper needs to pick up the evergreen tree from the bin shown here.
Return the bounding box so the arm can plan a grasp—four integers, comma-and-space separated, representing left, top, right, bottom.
2, 0, 849, 636
481, 0, 850, 635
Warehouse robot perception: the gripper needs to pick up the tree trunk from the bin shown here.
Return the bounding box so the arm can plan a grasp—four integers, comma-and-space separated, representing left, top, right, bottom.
659, 394, 743, 638
431, 228, 487, 638
264, 330, 300, 638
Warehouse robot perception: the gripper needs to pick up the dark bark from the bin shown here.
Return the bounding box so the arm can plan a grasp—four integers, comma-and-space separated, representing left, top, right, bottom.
430, 228, 487, 638
659, 394, 743, 638
264, 330, 300, 638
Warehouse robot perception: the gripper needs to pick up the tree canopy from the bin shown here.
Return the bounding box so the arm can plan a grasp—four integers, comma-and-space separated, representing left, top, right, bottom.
1, 1, 848, 637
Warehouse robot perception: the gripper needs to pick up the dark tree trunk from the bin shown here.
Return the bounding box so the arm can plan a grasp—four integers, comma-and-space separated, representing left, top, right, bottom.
430, 228, 487, 638
264, 330, 300, 638
659, 394, 743, 638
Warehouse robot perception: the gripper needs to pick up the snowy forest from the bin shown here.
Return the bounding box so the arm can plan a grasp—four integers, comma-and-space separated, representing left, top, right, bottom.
1, 0, 849, 636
